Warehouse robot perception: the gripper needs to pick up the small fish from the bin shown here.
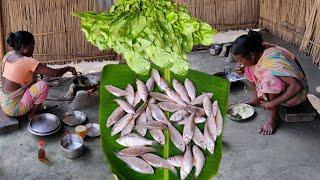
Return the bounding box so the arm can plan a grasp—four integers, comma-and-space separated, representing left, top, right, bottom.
180, 145, 193, 180
149, 92, 171, 102
135, 121, 167, 130
149, 98, 157, 104
121, 117, 136, 136
141, 153, 177, 175
146, 77, 155, 92
105, 85, 128, 97
186, 105, 205, 117
145, 107, 153, 121
193, 126, 206, 150
215, 105, 223, 136
191, 93, 213, 105
133, 93, 141, 106
149, 129, 166, 145
112, 114, 133, 136
206, 113, 217, 141
151, 69, 161, 85
167, 155, 196, 167
204, 123, 215, 154
203, 94, 213, 117
172, 79, 191, 104
118, 146, 156, 157
125, 84, 135, 105
107, 107, 125, 128
116, 133, 156, 147
212, 100, 218, 117
136, 112, 148, 136
170, 110, 188, 122
184, 79, 196, 101
192, 145, 205, 178
132, 101, 148, 120
114, 99, 135, 114
149, 104, 168, 123
159, 78, 168, 91
195, 116, 207, 123
183, 112, 195, 144
167, 155, 183, 167
167, 121, 185, 152
136, 79, 148, 102
158, 101, 184, 112
165, 88, 187, 106
177, 116, 206, 125
115, 153, 154, 174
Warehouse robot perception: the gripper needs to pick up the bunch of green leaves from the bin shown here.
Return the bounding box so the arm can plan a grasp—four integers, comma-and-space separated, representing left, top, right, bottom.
73, 0, 217, 75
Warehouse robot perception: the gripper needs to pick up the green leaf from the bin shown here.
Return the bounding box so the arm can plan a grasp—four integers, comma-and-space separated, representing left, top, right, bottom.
169, 55, 189, 76
100, 64, 230, 180
124, 51, 150, 75
166, 12, 178, 24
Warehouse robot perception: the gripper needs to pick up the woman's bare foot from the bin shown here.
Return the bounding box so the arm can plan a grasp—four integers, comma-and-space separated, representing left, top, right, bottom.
258, 119, 278, 135
241, 98, 261, 106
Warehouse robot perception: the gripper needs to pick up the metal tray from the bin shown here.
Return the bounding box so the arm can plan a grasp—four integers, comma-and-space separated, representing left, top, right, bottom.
28, 122, 61, 136
227, 103, 255, 121
85, 123, 100, 137
62, 111, 86, 126
29, 113, 60, 134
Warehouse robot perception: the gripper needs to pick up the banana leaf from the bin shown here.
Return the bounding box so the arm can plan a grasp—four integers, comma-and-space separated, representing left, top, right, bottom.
99, 64, 230, 180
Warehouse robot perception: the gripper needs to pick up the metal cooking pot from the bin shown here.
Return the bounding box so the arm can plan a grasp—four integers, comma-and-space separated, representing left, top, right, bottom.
60, 134, 84, 158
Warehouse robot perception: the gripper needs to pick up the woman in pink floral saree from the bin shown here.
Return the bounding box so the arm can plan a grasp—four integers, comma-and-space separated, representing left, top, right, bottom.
231, 30, 308, 135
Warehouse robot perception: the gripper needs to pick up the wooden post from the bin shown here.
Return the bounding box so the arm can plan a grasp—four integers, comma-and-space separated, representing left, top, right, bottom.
0, 2, 5, 59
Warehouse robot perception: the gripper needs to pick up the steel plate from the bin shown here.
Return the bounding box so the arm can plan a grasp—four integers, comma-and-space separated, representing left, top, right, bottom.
227, 103, 255, 121
62, 111, 87, 126
28, 122, 61, 136
29, 113, 60, 134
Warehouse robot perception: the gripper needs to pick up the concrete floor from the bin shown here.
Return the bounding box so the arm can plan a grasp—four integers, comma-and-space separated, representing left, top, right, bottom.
0, 32, 319, 180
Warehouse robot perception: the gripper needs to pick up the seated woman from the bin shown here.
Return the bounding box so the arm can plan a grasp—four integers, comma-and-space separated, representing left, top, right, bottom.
1, 31, 77, 120
231, 30, 308, 135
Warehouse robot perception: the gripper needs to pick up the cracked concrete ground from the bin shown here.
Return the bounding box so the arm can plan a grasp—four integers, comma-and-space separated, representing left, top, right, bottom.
0, 32, 319, 180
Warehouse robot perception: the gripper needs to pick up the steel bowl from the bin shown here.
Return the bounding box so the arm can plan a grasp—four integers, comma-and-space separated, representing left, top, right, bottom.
29, 113, 60, 134
62, 111, 87, 126
209, 44, 222, 56
85, 123, 100, 137
60, 134, 84, 158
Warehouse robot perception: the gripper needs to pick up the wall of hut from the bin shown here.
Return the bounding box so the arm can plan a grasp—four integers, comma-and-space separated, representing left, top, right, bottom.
0, 0, 260, 64
260, 0, 320, 65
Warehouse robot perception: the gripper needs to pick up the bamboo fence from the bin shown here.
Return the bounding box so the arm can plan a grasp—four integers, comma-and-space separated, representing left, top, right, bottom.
0, 0, 260, 64
260, 0, 320, 65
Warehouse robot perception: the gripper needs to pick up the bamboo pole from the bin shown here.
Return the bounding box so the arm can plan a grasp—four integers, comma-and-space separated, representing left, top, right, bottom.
299, 0, 320, 51
0, 2, 5, 59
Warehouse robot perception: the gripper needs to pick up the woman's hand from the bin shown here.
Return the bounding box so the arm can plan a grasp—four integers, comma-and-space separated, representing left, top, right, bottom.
261, 100, 278, 110
234, 63, 244, 75
67, 66, 77, 76
241, 97, 261, 106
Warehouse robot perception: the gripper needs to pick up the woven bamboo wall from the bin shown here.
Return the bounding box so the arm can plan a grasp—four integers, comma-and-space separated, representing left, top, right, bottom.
0, 0, 260, 64
260, 0, 320, 65
0, 0, 116, 64
175, 0, 260, 30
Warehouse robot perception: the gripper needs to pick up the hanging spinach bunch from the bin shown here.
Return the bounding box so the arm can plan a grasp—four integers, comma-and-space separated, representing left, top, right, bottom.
73, 0, 217, 75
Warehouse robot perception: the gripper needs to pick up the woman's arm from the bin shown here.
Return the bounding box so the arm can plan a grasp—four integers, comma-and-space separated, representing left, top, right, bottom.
34, 64, 77, 77
261, 76, 302, 109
